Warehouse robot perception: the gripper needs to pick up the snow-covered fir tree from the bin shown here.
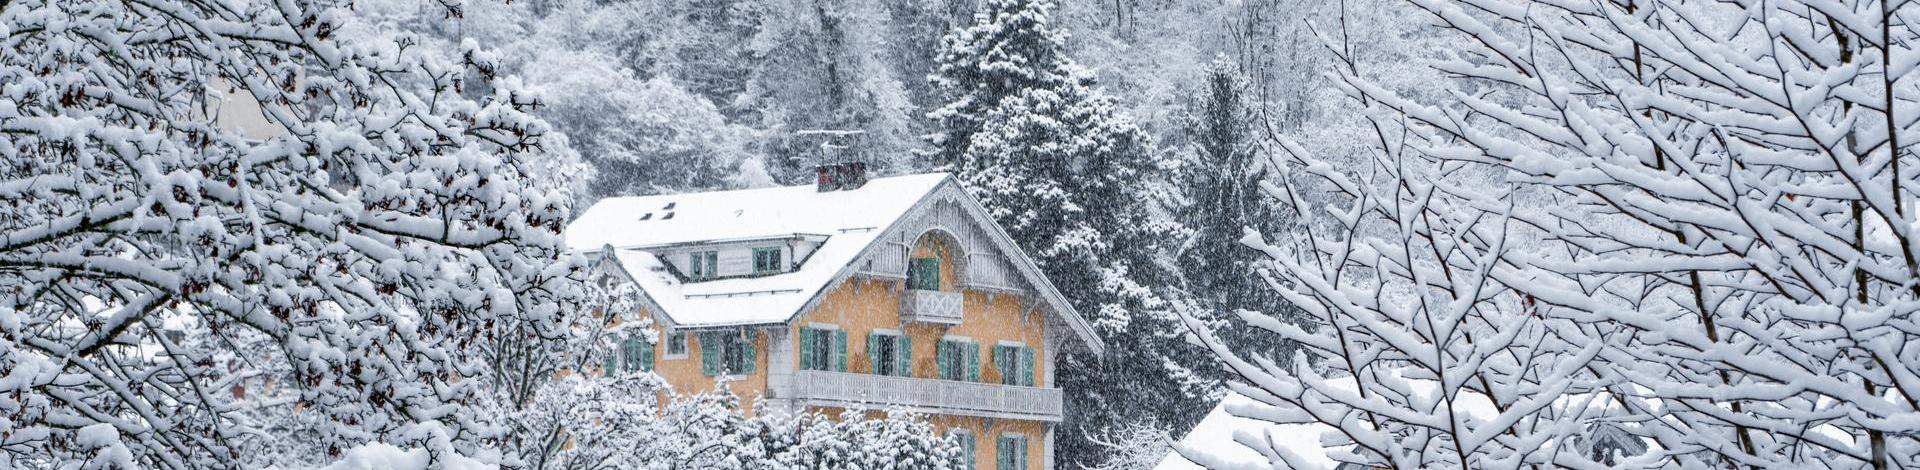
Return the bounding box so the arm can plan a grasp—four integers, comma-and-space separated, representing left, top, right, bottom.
1192, 0, 1920, 467
0, 0, 593, 467
1175, 60, 1296, 363
924, 0, 1219, 463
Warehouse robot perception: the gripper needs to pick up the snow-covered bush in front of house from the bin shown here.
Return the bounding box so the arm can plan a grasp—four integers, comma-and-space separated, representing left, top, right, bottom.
508, 375, 962, 470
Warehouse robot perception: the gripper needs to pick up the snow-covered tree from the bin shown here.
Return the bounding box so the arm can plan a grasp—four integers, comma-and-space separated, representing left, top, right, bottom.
0, 0, 591, 467
523, 55, 760, 198
1176, 61, 1292, 344
741, 0, 918, 183
923, 0, 1081, 172
1199, 0, 1920, 468
925, 0, 1218, 463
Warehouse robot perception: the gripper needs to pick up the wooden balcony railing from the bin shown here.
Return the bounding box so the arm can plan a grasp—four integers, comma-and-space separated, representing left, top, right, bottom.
782, 370, 1063, 422
900, 289, 964, 325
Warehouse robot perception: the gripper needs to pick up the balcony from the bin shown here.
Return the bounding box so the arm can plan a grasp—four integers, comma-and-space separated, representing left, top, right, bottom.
901, 289, 964, 324
782, 370, 1063, 422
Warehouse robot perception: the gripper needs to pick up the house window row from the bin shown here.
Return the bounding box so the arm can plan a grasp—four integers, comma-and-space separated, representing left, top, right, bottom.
600, 329, 752, 377
948, 428, 1030, 470
799, 325, 1036, 386
683, 246, 789, 281
603, 325, 1037, 386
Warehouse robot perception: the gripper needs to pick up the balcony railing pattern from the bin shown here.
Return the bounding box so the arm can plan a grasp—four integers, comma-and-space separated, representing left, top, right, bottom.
783, 370, 1064, 422
901, 289, 964, 324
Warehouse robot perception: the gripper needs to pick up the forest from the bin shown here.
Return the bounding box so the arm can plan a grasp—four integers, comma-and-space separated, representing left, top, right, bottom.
3, 0, 1919, 468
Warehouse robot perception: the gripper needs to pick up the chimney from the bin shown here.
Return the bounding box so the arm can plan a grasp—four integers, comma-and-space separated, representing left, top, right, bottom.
816, 164, 839, 192
815, 162, 868, 192
842, 162, 867, 190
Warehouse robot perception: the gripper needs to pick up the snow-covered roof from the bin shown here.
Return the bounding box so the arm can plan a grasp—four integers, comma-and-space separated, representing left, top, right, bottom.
1157, 391, 1348, 470
567, 173, 948, 251
567, 174, 946, 328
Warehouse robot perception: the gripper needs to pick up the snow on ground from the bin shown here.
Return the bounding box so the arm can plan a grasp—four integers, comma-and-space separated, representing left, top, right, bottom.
1155, 391, 1340, 470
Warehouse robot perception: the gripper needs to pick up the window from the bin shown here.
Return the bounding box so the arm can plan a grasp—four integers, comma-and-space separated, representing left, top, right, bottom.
699, 330, 756, 376
908, 257, 941, 290
995, 344, 1035, 386
605, 335, 653, 376
799, 325, 848, 372
937, 339, 980, 381
688, 251, 718, 280
753, 247, 783, 274
996, 434, 1027, 470
665, 331, 688, 359
867, 332, 912, 377
951, 429, 977, 470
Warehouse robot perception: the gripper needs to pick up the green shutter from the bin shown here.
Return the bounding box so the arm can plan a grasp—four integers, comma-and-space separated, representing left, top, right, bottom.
956, 430, 975, 470
833, 330, 849, 372
603, 347, 618, 377
936, 341, 951, 380
699, 332, 719, 376
741, 331, 757, 373
967, 344, 981, 382
897, 336, 913, 377
641, 337, 655, 372
799, 328, 816, 371
867, 332, 880, 374
1020, 347, 1035, 386
919, 258, 943, 290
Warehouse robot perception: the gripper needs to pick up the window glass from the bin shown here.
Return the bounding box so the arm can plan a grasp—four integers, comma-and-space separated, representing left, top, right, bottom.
868, 333, 911, 376
689, 251, 718, 280
938, 340, 977, 381
667, 332, 687, 356
753, 247, 782, 274
996, 345, 1033, 386
800, 327, 840, 372
996, 435, 1026, 470
700, 330, 756, 376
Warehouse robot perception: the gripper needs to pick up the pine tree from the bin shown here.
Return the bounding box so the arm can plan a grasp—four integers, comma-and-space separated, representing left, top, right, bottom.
925, 0, 1216, 463
1177, 60, 1292, 361
922, 0, 1082, 172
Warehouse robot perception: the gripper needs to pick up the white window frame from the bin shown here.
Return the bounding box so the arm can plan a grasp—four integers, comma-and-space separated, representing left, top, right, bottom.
752, 246, 783, 274
688, 250, 718, 280
664, 330, 688, 359
870, 329, 906, 377
801, 323, 841, 372
938, 336, 977, 382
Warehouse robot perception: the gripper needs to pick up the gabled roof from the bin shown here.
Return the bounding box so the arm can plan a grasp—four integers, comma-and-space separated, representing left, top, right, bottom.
565, 173, 1105, 354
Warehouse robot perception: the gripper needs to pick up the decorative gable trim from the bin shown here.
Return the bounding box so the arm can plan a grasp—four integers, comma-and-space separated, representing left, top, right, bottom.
790, 177, 1107, 355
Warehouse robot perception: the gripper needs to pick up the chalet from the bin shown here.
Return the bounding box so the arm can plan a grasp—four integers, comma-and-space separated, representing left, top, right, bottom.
564, 164, 1106, 470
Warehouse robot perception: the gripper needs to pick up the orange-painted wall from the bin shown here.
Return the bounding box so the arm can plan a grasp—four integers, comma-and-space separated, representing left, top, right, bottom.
596, 310, 774, 414
793, 233, 1048, 385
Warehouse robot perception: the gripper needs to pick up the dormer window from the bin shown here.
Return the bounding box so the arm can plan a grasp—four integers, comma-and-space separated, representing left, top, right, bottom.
689, 251, 718, 280
753, 247, 783, 274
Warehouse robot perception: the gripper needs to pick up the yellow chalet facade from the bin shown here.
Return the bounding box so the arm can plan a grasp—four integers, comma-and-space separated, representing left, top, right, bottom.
563, 164, 1106, 470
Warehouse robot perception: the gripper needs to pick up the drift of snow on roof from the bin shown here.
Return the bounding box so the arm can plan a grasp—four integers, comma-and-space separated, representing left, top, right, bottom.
565, 173, 950, 327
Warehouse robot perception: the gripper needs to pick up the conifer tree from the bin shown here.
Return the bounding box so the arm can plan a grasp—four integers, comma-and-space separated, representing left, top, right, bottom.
925, 0, 1216, 462
1178, 61, 1292, 360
